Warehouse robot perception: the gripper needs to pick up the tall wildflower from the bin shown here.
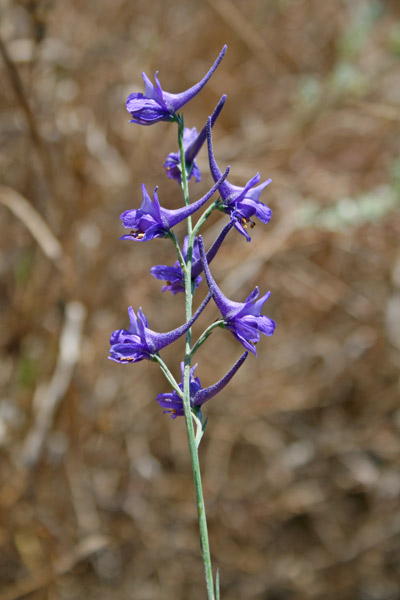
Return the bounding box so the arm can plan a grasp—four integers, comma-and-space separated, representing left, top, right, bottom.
109, 47, 275, 600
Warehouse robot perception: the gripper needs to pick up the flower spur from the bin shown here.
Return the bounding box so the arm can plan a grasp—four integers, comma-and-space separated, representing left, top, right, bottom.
206, 117, 272, 241
109, 293, 211, 364
120, 167, 230, 242
198, 236, 275, 354
126, 46, 227, 126
164, 95, 226, 184
156, 352, 248, 418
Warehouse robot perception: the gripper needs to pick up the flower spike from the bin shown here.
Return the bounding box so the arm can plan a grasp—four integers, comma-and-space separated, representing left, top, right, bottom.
198, 236, 275, 354
206, 117, 272, 241
120, 166, 230, 242
150, 220, 234, 294
164, 95, 227, 184
156, 352, 248, 418
109, 293, 211, 364
126, 46, 227, 126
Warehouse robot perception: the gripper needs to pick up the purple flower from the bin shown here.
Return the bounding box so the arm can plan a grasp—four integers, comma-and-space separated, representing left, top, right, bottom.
206, 118, 272, 241
120, 167, 230, 242
199, 236, 275, 354
109, 294, 211, 364
150, 220, 234, 294
164, 95, 226, 184
150, 236, 203, 295
126, 46, 227, 126
156, 352, 248, 418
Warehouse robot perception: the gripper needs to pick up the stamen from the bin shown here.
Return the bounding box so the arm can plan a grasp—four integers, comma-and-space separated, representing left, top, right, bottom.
131, 232, 144, 239
129, 229, 145, 240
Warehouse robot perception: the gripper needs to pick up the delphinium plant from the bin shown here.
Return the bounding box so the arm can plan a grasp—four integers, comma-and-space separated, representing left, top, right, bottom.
109, 45, 275, 599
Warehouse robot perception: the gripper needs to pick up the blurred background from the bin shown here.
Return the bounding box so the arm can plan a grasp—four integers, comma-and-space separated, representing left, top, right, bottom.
1, 1, 400, 598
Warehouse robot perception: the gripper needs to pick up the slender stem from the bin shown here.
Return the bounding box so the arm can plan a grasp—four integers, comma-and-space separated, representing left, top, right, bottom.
152, 354, 183, 398
191, 320, 225, 357
170, 230, 186, 272
177, 116, 216, 600
216, 570, 220, 600
192, 198, 221, 237
178, 115, 190, 208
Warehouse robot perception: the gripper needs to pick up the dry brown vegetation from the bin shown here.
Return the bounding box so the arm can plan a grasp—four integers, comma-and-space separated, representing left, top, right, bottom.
1, 1, 400, 599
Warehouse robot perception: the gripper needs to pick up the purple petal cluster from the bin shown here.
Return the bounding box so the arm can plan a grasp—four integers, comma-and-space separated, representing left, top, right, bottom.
150, 236, 203, 295
164, 95, 226, 184
109, 294, 211, 363
126, 46, 226, 126
199, 236, 275, 354
150, 220, 234, 294
156, 352, 248, 418
206, 118, 272, 241
121, 169, 229, 242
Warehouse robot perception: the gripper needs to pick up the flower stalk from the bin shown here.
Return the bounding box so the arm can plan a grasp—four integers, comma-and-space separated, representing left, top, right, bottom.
178, 117, 216, 600
109, 46, 275, 599
191, 320, 224, 356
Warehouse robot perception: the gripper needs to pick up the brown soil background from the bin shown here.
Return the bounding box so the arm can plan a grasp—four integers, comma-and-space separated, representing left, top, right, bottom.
0, 1, 399, 599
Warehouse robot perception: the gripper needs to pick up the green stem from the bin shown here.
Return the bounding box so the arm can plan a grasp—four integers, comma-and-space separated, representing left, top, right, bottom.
192, 199, 221, 237
216, 570, 220, 600
191, 320, 225, 357
177, 115, 216, 600
170, 230, 186, 272
152, 354, 183, 398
